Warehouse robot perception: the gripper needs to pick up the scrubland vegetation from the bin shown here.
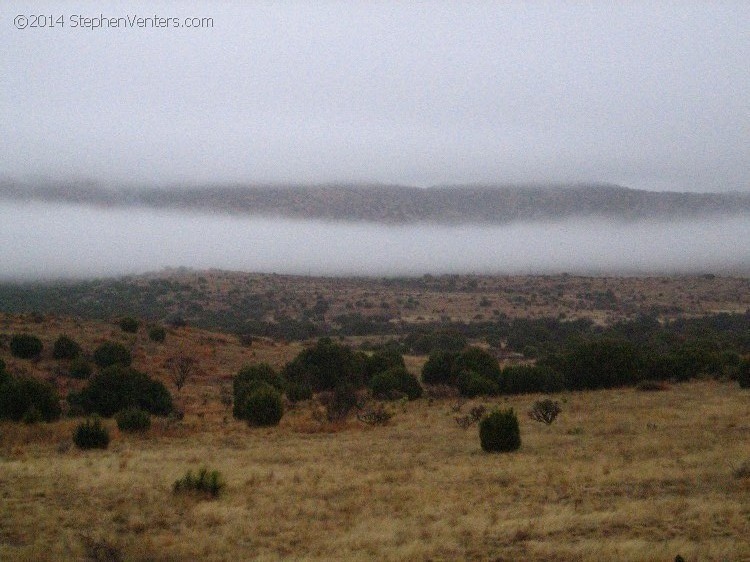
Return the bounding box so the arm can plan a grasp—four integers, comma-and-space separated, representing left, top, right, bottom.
0, 272, 748, 560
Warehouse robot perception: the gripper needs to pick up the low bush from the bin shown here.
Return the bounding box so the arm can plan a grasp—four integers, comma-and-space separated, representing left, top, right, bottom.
356, 403, 393, 426
0, 374, 61, 422
370, 367, 423, 400
528, 399, 562, 425
68, 365, 173, 417
93, 342, 132, 369
498, 364, 566, 395
115, 407, 151, 432
68, 358, 93, 379
10, 334, 43, 359
173, 467, 225, 498
479, 408, 521, 453
364, 350, 406, 380
286, 381, 313, 403
148, 326, 166, 342
74, 417, 110, 449
421, 350, 457, 385
242, 383, 283, 426
457, 370, 499, 397
326, 383, 358, 422
53, 335, 82, 360
233, 363, 285, 419
119, 317, 140, 333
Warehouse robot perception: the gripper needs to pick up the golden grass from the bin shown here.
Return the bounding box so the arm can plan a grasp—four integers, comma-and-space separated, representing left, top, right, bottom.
1, 381, 748, 561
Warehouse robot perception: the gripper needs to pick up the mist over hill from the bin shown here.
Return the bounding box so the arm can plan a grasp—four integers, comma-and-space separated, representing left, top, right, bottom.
2, 180, 750, 225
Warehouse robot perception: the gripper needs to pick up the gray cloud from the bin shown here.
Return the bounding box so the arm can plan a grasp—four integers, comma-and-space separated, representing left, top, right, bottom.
2, 1, 749, 190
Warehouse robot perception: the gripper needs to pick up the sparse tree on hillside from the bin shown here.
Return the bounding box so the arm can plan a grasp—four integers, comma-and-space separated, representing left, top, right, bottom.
165, 354, 200, 393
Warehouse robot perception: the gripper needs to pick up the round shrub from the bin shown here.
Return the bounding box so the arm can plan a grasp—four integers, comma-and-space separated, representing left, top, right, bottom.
68, 357, 93, 379
371, 367, 423, 400
148, 325, 166, 342
93, 342, 132, 369
0, 375, 62, 422
233, 363, 285, 419
74, 417, 110, 450
10, 334, 43, 359
364, 350, 406, 380
452, 347, 501, 383
243, 383, 283, 426
53, 335, 82, 360
421, 350, 457, 385
115, 407, 151, 432
739, 359, 750, 389
282, 338, 365, 392
119, 317, 140, 333
68, 365, 173, 417
479, 408, 521, 453
457, 370, 499, 398
286, 381, 313, 403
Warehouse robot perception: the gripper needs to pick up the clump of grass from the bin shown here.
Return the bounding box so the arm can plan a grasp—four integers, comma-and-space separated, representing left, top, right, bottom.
173, 467, 225, 498
528, 399, 562, 425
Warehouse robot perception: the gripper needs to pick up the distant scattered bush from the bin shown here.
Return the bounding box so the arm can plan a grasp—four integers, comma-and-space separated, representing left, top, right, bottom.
370, 367, 423, 400
148, 326, 166, 342
479, 408, 521, 453
68, 357, 93, 379
53, 335, 82, 360
93, 342, 132, 369
173, 467, 225, 498
242, 383, 283, 426
457, 370, 499, 397
10, 334, 43, 359
115, 407, 151, 432
0, 374, 61, 422
233, 363, 285, 419
74, 417, 110, 450
119, 317, 140, 333
68, 365, 173, 417
528, 399, 562, 425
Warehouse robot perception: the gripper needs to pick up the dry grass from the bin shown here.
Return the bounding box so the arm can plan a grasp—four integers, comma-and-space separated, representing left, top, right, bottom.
1, 381, 748, 561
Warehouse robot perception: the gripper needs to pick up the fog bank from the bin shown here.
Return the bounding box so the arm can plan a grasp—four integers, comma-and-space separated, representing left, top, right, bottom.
1, 202, 748, 280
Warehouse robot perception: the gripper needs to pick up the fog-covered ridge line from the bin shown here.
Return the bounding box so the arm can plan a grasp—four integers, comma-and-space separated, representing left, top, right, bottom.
2, 180, 750, 224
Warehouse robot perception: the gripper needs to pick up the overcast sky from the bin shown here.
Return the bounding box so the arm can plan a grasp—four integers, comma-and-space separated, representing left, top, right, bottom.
2, 1, 749, 191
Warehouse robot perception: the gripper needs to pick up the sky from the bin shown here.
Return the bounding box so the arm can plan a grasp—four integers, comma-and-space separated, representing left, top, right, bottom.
2, 1, 749, 192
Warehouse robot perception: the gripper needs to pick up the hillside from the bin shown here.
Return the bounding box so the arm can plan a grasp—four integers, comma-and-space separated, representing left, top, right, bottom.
2, 180, 750, 224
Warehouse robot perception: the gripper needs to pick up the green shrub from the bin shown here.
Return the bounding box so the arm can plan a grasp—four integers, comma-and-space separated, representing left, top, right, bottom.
74, 417, 110, 449
286, 381, 313, 403
173, 467, 225, 498
364, 350, 406, 380
242, 383, 283, 426
371, 367, 422, 400
326, 383, 358, 422
53, 335, 82, 360
282, 338, 365, 392
479, 408, 521, 453
528, 399, 562, 425
119, 317, 140, 333
115, 407, 151, 432
68, 357, 93, 379
68, 365, 173, 417
498, 364, 566, 395
148, 326, 166, 342
421, 350, 458, 385
93, 342, 132, 369
457, 370, 499, 397
10, 334, 43, 359
233, 363, 285, 419
546, 339, 643, 390
0, 374, 61, 422
738, 359, 750, 389
452, 347, 501, 383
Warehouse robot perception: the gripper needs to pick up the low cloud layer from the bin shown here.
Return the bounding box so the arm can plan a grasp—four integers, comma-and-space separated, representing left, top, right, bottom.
1, 202, 748, 279
2, 2, 749, 191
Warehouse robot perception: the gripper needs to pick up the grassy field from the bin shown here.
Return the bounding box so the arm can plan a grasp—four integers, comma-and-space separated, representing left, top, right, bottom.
1, 380, 748, 561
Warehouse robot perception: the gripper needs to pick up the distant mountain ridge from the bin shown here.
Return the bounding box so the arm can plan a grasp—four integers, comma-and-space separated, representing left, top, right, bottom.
1, 180, 749, 224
